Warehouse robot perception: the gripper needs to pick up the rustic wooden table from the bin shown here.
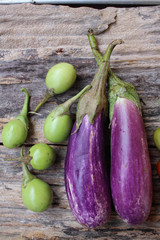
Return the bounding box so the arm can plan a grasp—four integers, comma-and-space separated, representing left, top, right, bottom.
0, 3, 160, 240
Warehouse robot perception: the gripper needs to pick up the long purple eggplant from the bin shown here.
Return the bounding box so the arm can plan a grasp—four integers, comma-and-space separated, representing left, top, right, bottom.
65, 112, 110, 228
65, 34, 123, 228
87, 32, 152, 225
109, 70, 152, 225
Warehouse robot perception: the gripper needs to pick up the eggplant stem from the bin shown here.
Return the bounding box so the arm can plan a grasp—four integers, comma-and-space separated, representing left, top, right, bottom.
88, 30, 124, 77
20, 88, 29, 117
34, 89, 55, 113
90, 39, 123, 89
21, 146, 24, 157
63, 84, 91, 110
4, 153, 31, 164
103, 39, 124, 62
4, 146, 30, 164
88, 30, 103, 66
21, 146, 36, 188
22, 162, 34, 184
22, 162, 29, 178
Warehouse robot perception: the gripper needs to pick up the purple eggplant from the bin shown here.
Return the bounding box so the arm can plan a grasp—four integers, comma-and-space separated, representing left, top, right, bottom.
87, 32, 152, 225
65, 34, 123, 228
65, 112, 110, 228
109, 70, 152, 225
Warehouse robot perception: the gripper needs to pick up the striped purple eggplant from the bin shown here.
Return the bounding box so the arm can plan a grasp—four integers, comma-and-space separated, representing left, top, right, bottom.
87, 31, 152, 225
65, 112, 111, 228
65, 35, 123, 228
109, 70, 152, 225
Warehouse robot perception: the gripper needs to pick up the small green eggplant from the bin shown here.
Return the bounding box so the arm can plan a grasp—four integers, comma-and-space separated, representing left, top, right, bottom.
21, 162, 53, 212
2, 88, 29, 149
43, 85, 91, 143
34, 62, 77, 112
4, 143, 56, 171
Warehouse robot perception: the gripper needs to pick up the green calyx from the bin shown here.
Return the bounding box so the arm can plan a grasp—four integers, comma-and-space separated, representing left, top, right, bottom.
108, 69, 141, 121
75, 32, 123, 132
87, 30, 141, 122
75, 62, 108, 131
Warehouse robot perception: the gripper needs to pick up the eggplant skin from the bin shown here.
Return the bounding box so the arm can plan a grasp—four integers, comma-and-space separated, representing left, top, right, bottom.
111, 97, 152, 225
65, 112, 111, 228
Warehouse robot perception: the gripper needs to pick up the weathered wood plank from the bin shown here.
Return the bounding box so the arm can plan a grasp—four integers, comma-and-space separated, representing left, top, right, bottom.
0, 3, 160, 240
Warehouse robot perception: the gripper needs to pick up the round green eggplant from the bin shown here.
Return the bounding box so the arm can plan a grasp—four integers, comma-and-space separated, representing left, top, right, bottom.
2, 119, 28, 149
44, 114, 73, 143
2, 88, 29, 149
21, 163, 53, 212
29, 143, 56, 170
45, 62, 76, 94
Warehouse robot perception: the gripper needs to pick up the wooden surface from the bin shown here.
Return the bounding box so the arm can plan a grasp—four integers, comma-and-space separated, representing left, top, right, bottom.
0, 3, 160, 240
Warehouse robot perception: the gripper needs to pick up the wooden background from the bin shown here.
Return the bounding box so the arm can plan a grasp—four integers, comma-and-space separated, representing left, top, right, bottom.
0, 3, 160, 240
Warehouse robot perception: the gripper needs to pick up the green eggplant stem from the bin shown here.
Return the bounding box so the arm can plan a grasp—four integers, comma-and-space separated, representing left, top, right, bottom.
88, 29, 103, 66
21, 147, 34, 183
34, 90, 55, 113
22, 162, 35, 187
48, 84, 92, 121
4, 154, 31, 164
21, 145, 36, 188
89, 37, 123, 89
103, 39, 124, 62
88, 29, 124, 67
88, 30, 125, 85
63, 84, 91, 110
22, 162, 30, 179
21, 146, 24, 157
20, 147, 32, 186
4, 146, 31, 164
20, 88, 29, 117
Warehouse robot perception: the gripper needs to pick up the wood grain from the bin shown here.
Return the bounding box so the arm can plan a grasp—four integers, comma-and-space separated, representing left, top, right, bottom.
0, 3, 160, 240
